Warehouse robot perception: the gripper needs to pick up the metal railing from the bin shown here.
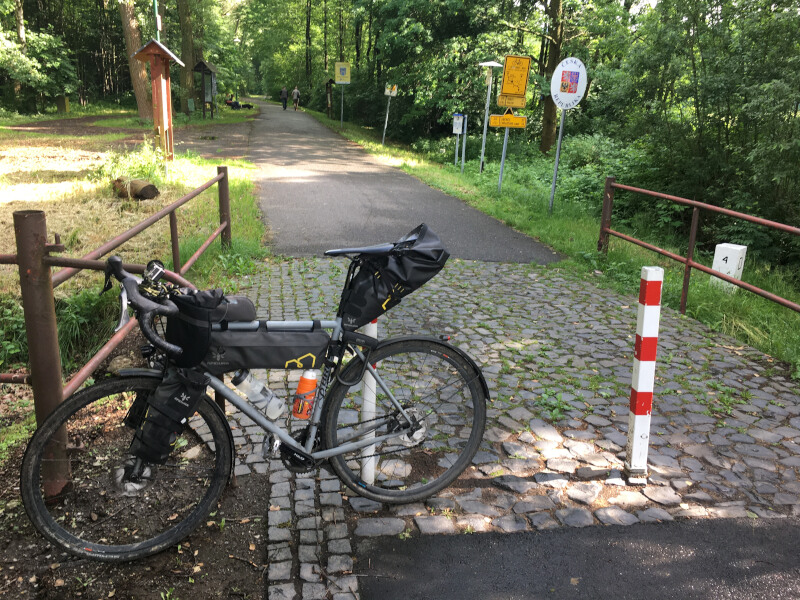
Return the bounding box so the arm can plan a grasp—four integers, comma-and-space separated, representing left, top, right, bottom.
598, 176, 800, 315
0, 166, 232, 428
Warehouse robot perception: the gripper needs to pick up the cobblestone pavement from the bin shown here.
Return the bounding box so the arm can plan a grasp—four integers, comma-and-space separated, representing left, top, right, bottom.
218, 257, 800, 599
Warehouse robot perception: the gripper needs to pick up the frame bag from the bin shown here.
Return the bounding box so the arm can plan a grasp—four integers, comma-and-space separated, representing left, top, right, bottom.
202, 324, 330, 375
339, 223, 449, 330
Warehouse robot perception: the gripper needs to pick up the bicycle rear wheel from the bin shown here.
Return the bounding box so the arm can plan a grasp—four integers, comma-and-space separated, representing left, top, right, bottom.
323, 337, 486, 503
20, 375, 233, 562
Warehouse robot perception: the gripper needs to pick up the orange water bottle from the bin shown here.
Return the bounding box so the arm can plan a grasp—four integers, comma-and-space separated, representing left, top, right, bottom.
293, 370, 319, 419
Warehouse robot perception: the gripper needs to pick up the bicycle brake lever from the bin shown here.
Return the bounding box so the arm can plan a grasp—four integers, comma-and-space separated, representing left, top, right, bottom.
114, 284, 131, 332
101, 265, 114, 295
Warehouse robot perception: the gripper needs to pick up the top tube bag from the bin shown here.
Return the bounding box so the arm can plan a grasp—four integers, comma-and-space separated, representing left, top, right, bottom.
165, 290, 256, 368
338, 223, 449, 330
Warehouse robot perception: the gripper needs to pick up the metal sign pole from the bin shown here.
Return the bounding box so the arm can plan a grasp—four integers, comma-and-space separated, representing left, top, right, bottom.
461, 115, 467, 173
340, 86, 344, 129
381, 96, 392, 145
454, 132, 460, 165
498, 127, 510, 192
548, 109, 567, 215
480, 76, 492, 173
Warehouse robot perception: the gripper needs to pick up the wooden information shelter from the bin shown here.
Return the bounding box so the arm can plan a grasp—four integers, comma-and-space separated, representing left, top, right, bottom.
133, 39, 184, 161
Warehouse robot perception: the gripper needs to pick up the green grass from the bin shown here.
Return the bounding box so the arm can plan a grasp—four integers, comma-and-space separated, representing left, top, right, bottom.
306, 108, 800, 377
0, 413, 36, 463
92, 107, 259, 131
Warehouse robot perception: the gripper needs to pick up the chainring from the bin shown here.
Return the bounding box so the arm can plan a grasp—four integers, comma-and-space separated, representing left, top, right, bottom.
279, 428, 319, 473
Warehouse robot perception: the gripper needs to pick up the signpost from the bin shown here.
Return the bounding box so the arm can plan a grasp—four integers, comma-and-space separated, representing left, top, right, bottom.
548, 57, 587, 214
491, 55, 531, 192
382, 84, 397, 145
453, 114, 464, 166
478, 60, 502, 174
335, 62, 350, 129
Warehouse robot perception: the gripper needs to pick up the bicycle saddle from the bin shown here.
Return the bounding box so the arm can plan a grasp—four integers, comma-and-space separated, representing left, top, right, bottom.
324, 243, 395, 257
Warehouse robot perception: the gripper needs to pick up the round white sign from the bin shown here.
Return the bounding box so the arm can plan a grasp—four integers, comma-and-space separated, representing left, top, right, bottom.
549, 57, 587, 110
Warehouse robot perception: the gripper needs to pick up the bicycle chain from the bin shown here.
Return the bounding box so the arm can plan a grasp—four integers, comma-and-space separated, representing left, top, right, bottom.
335, 407, 428, 461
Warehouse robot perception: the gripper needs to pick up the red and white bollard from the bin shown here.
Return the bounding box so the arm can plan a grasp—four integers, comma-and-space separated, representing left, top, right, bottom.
624, 266, 664, 483
361, 318, 378, 485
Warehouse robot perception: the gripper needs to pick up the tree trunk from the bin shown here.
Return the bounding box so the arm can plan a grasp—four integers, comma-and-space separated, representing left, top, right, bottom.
338, 7, 344, 61
355, 18, 362, 69
305, 0, 312, 86
14, 0, 25, 46
118, 0, 153, 120
13, 0, 25, 99
177, 0, 195, 114
323, 0, 328, 71
539, 0, 563, 153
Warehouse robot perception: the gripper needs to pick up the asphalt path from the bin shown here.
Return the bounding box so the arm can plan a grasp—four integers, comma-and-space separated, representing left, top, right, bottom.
356, 518, 800, 600
249, 101, 561, 263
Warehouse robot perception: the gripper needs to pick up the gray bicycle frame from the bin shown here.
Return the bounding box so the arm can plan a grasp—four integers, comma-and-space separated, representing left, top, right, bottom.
203, 318, 415, 460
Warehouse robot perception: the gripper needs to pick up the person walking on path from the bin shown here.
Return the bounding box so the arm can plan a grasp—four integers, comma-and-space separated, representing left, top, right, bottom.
280, 86, 288, 110
292, 86, 300, 111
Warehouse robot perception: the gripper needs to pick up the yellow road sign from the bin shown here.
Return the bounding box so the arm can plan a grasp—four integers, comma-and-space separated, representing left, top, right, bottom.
489, 109, 527, 129
497, 94, 526, 108
335, 62, 350, 84
500, 55, 531, 97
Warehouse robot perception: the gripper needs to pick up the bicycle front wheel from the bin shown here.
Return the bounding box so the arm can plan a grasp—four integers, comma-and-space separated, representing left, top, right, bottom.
20, 375, 233, 562
324, 337, 487, 504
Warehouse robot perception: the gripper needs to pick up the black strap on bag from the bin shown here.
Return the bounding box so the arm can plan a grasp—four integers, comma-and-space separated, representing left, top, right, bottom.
128, 367, 209, 464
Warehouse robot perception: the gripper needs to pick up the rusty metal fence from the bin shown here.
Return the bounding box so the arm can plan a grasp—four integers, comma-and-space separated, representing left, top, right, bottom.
597, 176, 800, 315
0, 166, 232, 429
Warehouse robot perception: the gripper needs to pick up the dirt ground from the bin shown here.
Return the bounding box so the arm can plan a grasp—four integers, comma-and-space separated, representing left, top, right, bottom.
1, 112, 268, 600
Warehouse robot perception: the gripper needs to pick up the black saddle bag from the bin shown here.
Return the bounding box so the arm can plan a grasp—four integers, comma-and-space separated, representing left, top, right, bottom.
338, 224, 449, 330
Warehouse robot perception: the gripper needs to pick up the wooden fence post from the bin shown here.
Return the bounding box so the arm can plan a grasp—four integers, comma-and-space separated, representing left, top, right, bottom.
14, 210, 70, 495
218, 166, 232, 249
598, 176, 616, 254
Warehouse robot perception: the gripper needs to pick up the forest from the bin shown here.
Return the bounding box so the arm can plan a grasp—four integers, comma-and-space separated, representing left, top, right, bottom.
2, 0, 799, 263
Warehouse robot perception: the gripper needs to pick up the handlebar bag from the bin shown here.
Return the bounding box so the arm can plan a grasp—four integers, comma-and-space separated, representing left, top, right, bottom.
338, 223, 449, 330
127, 367, 209, 464
164, 289, 227, 368
201, 323, 330, 375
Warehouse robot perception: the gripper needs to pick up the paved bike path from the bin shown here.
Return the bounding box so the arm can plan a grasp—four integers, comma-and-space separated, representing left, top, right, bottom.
247, 101, 561, 263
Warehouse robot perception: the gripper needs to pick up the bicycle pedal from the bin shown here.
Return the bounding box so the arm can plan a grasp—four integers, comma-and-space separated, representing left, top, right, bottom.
262, 435, 281, 460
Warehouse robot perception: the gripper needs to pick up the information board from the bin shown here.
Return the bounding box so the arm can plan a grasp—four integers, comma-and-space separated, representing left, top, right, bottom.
489, 109, 526, 129
335, 62, 351, 84
500, 55, 532, 97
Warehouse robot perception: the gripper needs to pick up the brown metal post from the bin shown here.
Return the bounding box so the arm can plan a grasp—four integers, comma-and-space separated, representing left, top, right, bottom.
598, 176, 616, 253
169, 211, 181, 273
218, 166, 232, 249
680, 207, 700, 315
13, 210, 70, 496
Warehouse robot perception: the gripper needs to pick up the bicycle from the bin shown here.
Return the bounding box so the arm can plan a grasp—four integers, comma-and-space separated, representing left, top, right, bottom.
20, 224, 488, 562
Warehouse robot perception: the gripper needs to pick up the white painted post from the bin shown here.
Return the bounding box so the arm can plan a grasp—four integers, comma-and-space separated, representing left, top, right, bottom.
361, 318, 378, 485
711, 243, 747, 292
624, 266, 663, 484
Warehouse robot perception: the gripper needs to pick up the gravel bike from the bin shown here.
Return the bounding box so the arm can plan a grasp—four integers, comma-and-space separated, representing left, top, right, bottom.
20, 224, 488, 562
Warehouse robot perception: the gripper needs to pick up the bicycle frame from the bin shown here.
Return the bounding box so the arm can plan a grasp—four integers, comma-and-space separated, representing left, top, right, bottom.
203, 317, 416, 461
